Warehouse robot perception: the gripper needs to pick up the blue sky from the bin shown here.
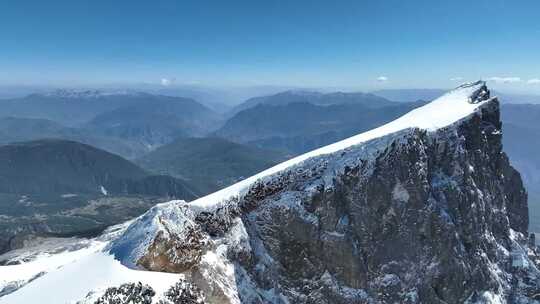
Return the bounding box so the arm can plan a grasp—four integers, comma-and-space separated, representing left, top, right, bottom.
1, 0, 539, 92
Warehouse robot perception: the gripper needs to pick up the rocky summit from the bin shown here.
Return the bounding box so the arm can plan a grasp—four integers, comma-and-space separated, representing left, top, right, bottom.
2, 82, 539, 304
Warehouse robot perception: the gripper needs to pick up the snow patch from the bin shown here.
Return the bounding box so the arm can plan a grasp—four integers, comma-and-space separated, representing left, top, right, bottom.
100, 185, 108, 196
392, 182, 410, 203
0, 241, 105, 297
0, 251, 181, 304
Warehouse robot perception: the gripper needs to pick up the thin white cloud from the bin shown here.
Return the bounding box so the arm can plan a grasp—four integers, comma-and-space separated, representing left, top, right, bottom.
376, 76, 388, 82
527, 78, 540, 85
487, 77, 522, 84
450, 77, 463, 81
160, 77, 176, 86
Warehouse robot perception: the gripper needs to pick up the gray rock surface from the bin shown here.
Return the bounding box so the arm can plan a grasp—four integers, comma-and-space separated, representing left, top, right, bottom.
109, 85, 540, 303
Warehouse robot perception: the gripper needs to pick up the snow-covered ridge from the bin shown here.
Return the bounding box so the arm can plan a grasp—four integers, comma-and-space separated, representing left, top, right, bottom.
191, 80, 494, 210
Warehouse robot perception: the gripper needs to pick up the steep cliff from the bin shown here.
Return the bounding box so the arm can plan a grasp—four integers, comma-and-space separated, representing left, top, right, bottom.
2, 82, 539, 304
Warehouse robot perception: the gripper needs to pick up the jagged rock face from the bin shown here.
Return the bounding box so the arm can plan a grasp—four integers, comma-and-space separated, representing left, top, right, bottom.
235, 98, 532, 303
110, 94, 539, 303
137, 224, 207, 273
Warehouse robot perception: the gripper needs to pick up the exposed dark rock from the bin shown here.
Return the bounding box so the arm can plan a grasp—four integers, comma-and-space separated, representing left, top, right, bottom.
157, 279, 206, 304
94, 282, 155, 304
195, 204, 241, 237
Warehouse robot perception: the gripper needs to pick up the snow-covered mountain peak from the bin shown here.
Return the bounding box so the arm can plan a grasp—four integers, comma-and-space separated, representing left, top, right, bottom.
4, 80, 535, 304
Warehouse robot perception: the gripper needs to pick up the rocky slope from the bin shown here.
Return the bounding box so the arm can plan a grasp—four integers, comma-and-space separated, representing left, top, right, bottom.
2, 81, 539, 303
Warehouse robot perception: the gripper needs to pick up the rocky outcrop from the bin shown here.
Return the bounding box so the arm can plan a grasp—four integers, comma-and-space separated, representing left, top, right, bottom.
108, 83, 540, 303
137, 224, 207, 273
95, 282, 155, 304
157, 280, 206, 304
93, 280, 206, 304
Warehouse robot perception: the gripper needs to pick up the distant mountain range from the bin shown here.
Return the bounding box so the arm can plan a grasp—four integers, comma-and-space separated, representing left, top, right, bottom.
84, 95, 222, 149
0, 90, 156, 126
0, 90, 223, 158
216, 100, 423, 153
229, 90, 397, 116
371, 88, 446, 102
